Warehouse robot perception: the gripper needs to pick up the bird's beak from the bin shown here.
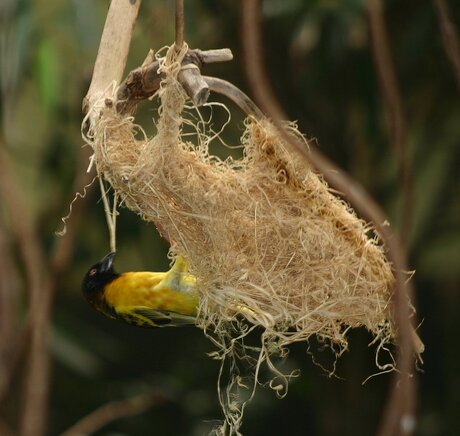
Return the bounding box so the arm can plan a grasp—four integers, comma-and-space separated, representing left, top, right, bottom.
100, 252, 116, 272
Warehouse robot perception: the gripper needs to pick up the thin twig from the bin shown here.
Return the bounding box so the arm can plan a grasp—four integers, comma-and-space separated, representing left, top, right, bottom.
241, 2, 418, 436
203, 76, 264, 119
367, 0, 412, 242
175, 0, 185, 48
60, 392, 163, 436
433, 0, 460, 93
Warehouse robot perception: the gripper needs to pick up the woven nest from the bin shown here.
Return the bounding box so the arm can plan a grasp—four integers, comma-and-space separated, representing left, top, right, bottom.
87, 46, 398, 434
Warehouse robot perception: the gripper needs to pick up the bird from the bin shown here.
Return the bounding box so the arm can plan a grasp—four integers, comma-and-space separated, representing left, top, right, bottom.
82, 252, 199, 327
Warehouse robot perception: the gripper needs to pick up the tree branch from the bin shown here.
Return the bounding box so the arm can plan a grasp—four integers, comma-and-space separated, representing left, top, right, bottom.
83, 0, 142, 115
60, 392, 163, 436
203, 76, 264, 118
367, 0, 413, 241
0, 146, 52, 436
116, 48, 233, 113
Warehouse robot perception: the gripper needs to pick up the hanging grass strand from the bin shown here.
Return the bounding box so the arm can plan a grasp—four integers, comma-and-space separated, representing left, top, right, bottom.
98, 177, 117, 253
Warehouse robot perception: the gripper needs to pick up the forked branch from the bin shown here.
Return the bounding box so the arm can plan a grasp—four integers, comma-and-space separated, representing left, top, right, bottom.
116, 48, 234, 112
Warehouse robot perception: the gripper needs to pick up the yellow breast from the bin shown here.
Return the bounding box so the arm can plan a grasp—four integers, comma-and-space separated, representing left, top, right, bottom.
104, 271, 198, 316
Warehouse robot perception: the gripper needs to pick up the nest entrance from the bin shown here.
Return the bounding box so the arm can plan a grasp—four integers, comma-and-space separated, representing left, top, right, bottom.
87, 46, 396, 434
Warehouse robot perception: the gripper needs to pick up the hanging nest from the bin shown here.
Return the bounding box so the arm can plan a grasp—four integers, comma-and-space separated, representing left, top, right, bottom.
86, 46, 401, 434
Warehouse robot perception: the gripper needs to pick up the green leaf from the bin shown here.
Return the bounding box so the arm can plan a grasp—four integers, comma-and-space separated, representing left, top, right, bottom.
36, 38, 60, 111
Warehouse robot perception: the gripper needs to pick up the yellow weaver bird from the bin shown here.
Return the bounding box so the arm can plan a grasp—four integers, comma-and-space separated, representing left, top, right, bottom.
82, 252, 199, 327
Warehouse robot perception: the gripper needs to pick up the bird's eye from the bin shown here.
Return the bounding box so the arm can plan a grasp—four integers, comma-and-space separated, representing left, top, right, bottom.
89, 268, 97, 277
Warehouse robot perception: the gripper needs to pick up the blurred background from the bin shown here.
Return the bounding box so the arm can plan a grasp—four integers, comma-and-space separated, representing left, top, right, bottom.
0, 0, 459, 435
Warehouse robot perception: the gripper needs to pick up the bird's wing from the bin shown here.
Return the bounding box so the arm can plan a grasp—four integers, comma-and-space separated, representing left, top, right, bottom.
134, 307, 197, 327
116, 306, 196, 328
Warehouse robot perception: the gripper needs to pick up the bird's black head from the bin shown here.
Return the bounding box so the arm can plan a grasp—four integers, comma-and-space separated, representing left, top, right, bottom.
82, 252, 119, 298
